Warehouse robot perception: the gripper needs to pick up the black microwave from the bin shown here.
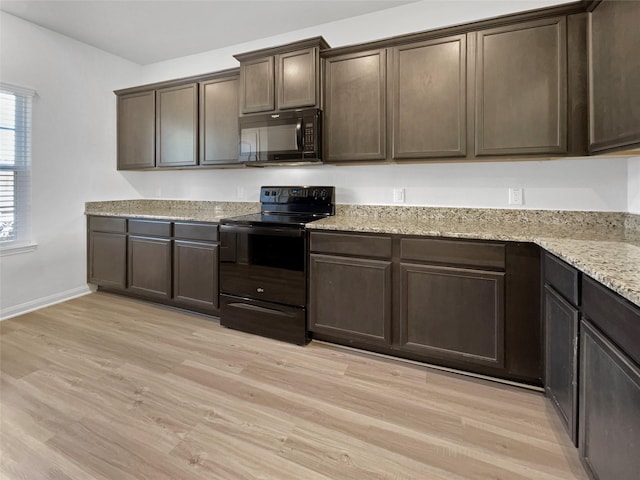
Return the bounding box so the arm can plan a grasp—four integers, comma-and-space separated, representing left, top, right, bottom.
238, 108, 321, 166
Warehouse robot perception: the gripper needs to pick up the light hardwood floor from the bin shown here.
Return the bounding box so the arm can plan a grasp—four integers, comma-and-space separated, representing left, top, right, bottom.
0, 292, 587, 480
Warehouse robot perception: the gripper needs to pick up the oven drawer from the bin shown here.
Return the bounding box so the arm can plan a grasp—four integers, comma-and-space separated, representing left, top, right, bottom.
219, 263, 306, 307
220, 294, 307, 345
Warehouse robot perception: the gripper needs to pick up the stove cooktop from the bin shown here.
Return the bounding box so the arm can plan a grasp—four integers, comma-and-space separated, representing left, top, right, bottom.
221, 186, 335, 227
221, 212, 329, 227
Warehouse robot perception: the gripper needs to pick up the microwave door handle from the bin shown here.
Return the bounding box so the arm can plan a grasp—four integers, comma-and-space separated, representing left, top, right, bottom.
296, 119, 303, 152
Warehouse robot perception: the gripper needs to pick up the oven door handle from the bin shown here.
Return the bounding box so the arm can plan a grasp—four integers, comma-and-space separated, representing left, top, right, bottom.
227, 302, 297, 318
220, 224, 305, 238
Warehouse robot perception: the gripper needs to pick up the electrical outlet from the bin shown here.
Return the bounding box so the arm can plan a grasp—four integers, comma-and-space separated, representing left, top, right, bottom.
236, 186, 245, 200
393, 188, 405, 203
508, 188, 523, 206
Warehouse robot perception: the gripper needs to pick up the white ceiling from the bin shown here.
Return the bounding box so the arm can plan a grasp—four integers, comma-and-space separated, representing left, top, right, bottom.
0, 0, 421, 65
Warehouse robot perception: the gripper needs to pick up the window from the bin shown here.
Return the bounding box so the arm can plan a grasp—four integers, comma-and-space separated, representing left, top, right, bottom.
0, 83, 34, 252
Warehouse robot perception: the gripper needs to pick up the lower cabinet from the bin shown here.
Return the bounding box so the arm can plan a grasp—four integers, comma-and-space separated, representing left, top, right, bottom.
544, 285, 579, 445
174, 240, 219, 310
399, 263, 505, 368
88, 231, 127, 288
578, 276, 640, 480
87, 215, 220, 315
128, 235, 172, 299
579, 320, 640, 480
308, 230, 540, 384
309, 253, 392, 346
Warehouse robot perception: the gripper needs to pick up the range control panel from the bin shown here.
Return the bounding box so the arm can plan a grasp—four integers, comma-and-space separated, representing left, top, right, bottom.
259, 186, 335, 214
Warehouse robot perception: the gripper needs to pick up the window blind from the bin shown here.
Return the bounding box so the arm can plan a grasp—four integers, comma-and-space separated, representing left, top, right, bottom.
0, 83, 34, 246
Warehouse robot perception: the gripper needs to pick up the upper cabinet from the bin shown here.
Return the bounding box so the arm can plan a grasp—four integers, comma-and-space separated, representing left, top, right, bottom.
234, 37, 329, 115
156, 83, 198, 167
200, 76, 240, 165
115, 69, 240, 170
390, 35, 467, 159
588, 0, 640, 153
473, 17, 567, 156
117, 90, 156, 169
324, 49, 387, 162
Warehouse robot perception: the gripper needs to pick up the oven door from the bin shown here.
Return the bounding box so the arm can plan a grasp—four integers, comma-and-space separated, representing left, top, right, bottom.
219, 224, 306, 307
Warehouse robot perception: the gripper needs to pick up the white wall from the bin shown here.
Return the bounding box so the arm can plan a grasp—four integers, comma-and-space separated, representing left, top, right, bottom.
629, 157, 640, 214
0, 12, 141, 318
123, 157, 629, 211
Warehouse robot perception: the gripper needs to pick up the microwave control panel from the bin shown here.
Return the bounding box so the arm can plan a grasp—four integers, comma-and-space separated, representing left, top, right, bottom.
304, 123, 315, 152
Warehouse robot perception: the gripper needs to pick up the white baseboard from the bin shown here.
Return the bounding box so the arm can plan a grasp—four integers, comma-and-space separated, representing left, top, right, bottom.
0, 285, 93, 321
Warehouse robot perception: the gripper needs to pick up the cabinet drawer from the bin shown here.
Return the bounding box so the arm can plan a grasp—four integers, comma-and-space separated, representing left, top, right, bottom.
544, 252, 580, 305
128, 219, 171, 237
174, 222, 218, 242
309, 232, 392, 259
89, 216, 126, 233
582, 277, 640, 365
400, 237, 505, 269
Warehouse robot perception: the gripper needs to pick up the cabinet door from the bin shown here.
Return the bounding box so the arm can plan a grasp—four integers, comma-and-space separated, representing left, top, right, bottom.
128, 236, 172, 299
391, 35, 466, 159
544, 286, 579, 445
174, 240, 219, 310
200, 76, 240, 165
399, 263, 505, 368
88, 232, 126, 288
117, 91, 155, 169
474, 17, 567, 156
589, 0, 640, 153
277, 47, 317, 110
156, 83, 198, 167
309, 254, 392, 346
579, 319, 640, 480
324, 50, 386, 162
240, 56, 275, 114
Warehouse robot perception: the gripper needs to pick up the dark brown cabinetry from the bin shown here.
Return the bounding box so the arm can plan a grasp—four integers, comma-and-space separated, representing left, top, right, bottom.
309, 232, 392, 345
324, 49, 387, 162
156, 83, 198, 167
235, 37, 328, 114
308, 231, 541, 384
200, 76, 239, 165
117, 91, 155, 169
173, 222, 219, 310
588, 0, 640, 153
87, 216, 127, 288
400, 263, 505, 368
473, 17, 567, 156
115, 69, 239, 170
127, 220, 172, 299
390, 35, 467, 159
87, 215, 220, 314
544, 253, 580, 445
579, 320, 640, 480
579, 277, 640, 480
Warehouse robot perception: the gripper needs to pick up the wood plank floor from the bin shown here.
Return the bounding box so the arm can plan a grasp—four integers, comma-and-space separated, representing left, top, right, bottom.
0, 292, 588, 480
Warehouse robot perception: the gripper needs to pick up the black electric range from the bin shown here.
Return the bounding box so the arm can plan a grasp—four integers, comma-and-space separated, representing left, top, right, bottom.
218, 186, 335, 344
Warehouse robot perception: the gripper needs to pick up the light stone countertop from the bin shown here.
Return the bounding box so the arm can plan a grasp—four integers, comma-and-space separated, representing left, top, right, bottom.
85, 200, 640, 308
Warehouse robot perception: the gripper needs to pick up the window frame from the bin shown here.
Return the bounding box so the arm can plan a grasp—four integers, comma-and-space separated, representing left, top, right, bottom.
0, 83, 36, 255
